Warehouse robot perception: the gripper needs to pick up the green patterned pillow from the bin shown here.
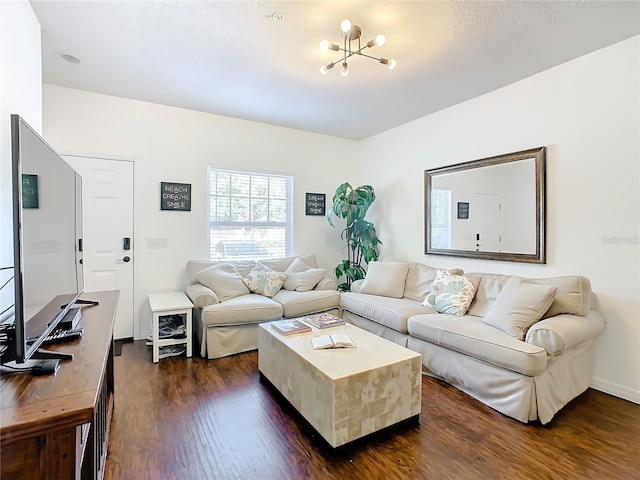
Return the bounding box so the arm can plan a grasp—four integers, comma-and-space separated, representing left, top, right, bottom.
422, 269, 477, 316
243, 264, 288, 298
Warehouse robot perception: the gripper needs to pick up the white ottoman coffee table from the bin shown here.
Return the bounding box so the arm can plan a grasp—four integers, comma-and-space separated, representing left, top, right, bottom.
258, 321, 422, 449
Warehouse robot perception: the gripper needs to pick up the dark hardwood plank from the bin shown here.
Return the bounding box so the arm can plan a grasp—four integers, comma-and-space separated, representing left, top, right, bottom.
105, 341, 639, 480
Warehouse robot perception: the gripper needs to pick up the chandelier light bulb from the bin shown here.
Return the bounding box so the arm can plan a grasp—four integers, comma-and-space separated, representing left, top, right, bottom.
375, 34, 386, 46
320, 65, 328, 75
340, 19, 352, 33
388, 58, 397, 70
341, 62, 349, 76
320, 40, 329, 51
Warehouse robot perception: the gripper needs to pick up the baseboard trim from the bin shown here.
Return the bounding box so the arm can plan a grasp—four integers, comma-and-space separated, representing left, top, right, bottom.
591, 377, 640, 404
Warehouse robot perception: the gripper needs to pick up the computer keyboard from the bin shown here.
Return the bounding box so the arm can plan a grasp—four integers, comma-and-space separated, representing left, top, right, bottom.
40, 328, 84, 345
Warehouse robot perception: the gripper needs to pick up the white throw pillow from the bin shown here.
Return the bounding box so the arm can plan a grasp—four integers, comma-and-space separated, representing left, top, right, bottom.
483, 276, 558, 340
195, 263, 250, 302
360, 261, 410, 298
422, 269, 478, 316
243, 264, 288, 298
283, 258, 326, 292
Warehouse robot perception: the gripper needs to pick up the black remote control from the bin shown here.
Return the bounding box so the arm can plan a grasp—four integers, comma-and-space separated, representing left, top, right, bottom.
39, 328, 84, 345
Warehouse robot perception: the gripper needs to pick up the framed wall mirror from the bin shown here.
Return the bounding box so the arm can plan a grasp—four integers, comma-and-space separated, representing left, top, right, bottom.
425, 146, 546, 264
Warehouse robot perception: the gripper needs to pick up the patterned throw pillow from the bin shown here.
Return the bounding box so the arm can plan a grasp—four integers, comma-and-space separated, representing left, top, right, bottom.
422, 269, 477, 316
243, 264, 288, 298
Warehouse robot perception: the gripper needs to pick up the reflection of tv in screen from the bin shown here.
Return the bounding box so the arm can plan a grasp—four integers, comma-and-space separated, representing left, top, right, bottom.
1, 114, 84, 366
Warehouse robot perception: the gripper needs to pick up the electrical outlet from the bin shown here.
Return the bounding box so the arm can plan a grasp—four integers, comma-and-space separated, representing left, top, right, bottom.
146, 238, 168, 249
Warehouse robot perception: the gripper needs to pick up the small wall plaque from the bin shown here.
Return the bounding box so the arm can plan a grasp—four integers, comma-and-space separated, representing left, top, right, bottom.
305, 193, 326, 216
161, 182, 191, 211
457, 202, 469, 219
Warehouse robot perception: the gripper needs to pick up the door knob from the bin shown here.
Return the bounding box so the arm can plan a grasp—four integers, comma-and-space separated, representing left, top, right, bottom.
116, 256, 131, 263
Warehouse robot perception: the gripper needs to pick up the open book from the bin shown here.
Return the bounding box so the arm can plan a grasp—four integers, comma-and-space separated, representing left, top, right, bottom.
311, 333, 356, 350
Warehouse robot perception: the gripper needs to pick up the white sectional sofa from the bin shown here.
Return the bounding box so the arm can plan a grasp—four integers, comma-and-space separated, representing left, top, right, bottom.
186, 254, 340, 359
340, 261, 606, 424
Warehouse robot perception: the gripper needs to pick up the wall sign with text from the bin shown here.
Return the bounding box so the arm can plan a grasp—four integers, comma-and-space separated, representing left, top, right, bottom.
457, 202, 469, 219
305, 193, 326, 216
161, 182, 191, 211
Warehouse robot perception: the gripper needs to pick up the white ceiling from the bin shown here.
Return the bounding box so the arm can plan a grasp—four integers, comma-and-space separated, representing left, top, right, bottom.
31, 1, 640, 140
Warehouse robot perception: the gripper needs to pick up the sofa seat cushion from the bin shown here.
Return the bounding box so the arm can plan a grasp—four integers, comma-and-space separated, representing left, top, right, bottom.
340, 293, 437, 334
200, 294, 283, 327
407, 314, 548, 376
272, 289, 340, 318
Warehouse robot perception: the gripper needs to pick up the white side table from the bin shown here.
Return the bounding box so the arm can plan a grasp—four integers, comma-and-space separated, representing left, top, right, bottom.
148, 291, 194, 363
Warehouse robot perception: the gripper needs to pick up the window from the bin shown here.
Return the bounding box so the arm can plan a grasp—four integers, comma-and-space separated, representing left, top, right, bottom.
208, 168, 293, 261
431, 189, 451, 249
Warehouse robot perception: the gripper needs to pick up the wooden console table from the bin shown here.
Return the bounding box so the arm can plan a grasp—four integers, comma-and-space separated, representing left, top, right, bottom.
1, 290, 119, 480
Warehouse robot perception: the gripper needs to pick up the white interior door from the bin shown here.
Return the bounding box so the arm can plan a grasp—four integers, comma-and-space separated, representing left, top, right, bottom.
474, 193, 502, 252
64, 156, 134, 339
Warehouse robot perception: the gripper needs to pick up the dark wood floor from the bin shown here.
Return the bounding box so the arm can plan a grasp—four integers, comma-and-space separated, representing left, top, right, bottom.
105, 341, 639, 480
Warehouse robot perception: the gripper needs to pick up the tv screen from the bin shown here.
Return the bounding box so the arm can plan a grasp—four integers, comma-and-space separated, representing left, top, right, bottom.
8, 114, 84, 363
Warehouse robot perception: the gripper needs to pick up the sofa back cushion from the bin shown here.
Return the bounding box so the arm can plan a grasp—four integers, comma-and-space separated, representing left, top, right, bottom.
186, 254, 318, 285
403, 262, 439, 302
187, 259, 255, 283
466, 273, 512, 317
524, 276, 591, 317
466, 273, 592, 319
261, 253, 318, 272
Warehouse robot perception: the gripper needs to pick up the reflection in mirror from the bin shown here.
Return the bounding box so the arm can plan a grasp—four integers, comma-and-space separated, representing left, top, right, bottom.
425, 147, 546, 264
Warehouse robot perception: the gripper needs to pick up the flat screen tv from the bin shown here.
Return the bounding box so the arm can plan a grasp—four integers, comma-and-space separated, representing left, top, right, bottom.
2, 114, 84, 365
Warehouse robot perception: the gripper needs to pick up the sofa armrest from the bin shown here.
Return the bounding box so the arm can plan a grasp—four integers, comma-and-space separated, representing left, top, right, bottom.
525, 310, 606, 356
186, 283, 220, 308
315, 277, 338, 291
350, 279, 365, 293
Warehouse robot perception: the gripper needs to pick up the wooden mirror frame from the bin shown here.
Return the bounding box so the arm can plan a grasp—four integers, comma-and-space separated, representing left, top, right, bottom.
425, 146, 546, 264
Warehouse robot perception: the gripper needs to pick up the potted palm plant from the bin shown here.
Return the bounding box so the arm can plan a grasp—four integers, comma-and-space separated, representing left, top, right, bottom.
326, 182, 382, 291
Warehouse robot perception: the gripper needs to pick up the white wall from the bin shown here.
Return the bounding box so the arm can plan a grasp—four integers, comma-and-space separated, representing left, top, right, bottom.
361, 36, 640, 403
0, 0, 42, 320
42, 85, 359, 339
38, 34, 640, 402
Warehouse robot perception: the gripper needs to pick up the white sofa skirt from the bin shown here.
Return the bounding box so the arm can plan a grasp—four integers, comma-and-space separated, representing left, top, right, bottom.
344, 309, 596, 424
407, 335, 596, 424
195, 308, 342, 359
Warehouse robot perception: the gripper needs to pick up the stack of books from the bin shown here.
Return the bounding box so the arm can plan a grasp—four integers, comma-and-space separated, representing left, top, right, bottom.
271, 319, 311, 336
303, 312, 345, 329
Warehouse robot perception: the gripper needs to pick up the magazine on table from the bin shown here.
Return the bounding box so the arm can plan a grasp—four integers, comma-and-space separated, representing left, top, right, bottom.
311, 333, 356, 350
271, 319, 311, 336
303, 312, 345, 329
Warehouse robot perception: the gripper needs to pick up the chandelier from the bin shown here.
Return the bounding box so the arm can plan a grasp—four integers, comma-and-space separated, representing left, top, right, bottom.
319, 19, 396, 76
